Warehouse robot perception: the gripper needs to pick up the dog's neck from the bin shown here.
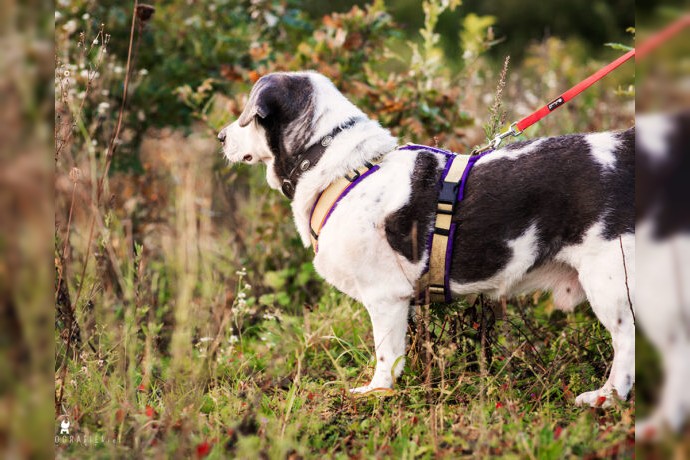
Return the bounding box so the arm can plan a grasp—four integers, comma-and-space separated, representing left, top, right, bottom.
290, 119, 397, 247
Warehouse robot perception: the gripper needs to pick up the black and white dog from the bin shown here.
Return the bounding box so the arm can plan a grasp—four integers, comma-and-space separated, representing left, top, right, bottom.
218, 71, 635, 406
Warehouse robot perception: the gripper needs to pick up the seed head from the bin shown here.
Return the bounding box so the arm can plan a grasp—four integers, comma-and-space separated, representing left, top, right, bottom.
136, 4, 155, 23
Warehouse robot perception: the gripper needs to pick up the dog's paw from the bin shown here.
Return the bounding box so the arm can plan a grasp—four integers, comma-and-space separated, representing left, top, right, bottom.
574, 388, 615, 408
349, 385, 395, 397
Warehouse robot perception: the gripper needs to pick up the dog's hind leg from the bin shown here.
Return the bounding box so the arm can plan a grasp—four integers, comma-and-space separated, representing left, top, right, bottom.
349, 298, 410, 394
561, 231, 635, 407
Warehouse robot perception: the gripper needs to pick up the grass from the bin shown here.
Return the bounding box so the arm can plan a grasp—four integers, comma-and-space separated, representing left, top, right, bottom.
56, 243, 635, 458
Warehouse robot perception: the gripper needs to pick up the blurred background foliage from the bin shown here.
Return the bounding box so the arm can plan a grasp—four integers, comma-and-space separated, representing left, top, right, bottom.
57, 0, 635, 155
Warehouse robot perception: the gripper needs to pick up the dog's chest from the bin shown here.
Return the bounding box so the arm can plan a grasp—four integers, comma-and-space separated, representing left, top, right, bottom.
309, 151, 431, 302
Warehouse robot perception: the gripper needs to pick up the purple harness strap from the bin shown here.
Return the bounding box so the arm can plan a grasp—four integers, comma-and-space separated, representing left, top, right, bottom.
310, 164, 381, 252
400, 143, 493, 302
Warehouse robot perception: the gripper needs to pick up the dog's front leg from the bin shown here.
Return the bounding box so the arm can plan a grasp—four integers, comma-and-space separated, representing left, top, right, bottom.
350, 300, 409, 394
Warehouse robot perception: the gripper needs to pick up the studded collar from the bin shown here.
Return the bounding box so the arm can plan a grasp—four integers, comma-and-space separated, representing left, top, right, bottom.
281, 117, 364, 199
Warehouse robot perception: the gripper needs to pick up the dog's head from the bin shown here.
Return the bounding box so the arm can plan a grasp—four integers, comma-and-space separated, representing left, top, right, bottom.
218, 71, 362, 191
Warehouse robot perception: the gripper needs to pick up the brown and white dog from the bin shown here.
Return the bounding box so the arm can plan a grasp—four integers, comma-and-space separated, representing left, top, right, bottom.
218, 71, 635, 406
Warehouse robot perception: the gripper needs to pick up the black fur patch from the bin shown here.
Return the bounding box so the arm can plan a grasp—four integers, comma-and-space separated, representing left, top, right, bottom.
384, 153, 442, 262
384, 130, 635, 285
452, 130, 634, 282
252, 74, 316, 181
601, 128, 635, 239
636, 111, 690, 239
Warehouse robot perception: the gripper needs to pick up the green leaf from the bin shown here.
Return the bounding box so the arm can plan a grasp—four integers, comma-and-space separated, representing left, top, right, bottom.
604, 42, 633, 52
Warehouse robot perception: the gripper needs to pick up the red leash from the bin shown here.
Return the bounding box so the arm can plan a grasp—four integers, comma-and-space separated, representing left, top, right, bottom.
479, 48, 635, 152
478, 16, 690, 152
514, 48, 635, 133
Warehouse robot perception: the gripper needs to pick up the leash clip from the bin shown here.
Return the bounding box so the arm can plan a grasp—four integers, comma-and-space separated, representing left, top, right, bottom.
490, 122, 522, 149
473, 122, 522, 154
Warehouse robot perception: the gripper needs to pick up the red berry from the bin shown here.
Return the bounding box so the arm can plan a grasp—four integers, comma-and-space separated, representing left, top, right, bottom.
196, 441, 212, 458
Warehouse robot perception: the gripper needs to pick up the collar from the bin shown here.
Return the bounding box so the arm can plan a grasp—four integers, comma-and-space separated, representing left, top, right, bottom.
281, 116, 365, 199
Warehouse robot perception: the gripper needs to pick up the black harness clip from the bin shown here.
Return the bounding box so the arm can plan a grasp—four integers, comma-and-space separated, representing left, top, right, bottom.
437, 180, 459, 213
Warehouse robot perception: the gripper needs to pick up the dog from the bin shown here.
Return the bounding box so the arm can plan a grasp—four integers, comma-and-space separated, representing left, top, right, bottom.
218, 71, 635, 406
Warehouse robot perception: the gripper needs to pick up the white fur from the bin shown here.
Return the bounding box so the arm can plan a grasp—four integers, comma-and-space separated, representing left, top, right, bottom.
475, 139, 546, 165
510, 262, 586, 312
585, 132, 618, 170
636, 113, 674, 165
220, 71, 635, 404
636, 219, 690, 438
556, 222, 635, 406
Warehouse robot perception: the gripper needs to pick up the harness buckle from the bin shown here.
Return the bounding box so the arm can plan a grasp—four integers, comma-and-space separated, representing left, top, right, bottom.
344, 169, 361, 182
438, 180, 459, 207
429, 285, 445, 296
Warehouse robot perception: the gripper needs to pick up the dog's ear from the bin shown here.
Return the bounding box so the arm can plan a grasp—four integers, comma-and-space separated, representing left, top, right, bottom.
238, 75, 281, 127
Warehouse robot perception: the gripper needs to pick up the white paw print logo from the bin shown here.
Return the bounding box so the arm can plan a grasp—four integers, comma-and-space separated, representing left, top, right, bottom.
60, 419, 70, 435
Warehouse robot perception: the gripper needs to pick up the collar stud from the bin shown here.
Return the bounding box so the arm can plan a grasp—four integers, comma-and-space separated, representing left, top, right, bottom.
321, 136, 333, 147
281, 180, 295, 198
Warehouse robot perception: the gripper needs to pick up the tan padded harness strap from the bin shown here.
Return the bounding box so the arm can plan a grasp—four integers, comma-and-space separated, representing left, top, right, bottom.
425, 154, 471, 303
309, 164, 375, 252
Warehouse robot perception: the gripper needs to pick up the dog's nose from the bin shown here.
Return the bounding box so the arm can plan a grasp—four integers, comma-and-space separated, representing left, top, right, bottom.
217, 130, 226, 144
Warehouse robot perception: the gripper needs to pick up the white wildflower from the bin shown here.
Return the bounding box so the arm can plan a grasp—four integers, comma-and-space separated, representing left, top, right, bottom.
264, 12, 278, 27
97, 102, 110, 115
82, 13, 90, 20
63, 19, 77, 34
229, 335, 239, 344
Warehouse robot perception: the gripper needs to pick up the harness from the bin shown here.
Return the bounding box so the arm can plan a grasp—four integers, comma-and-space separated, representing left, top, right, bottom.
308, 143, 489, 303
400, 145, 491, 303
